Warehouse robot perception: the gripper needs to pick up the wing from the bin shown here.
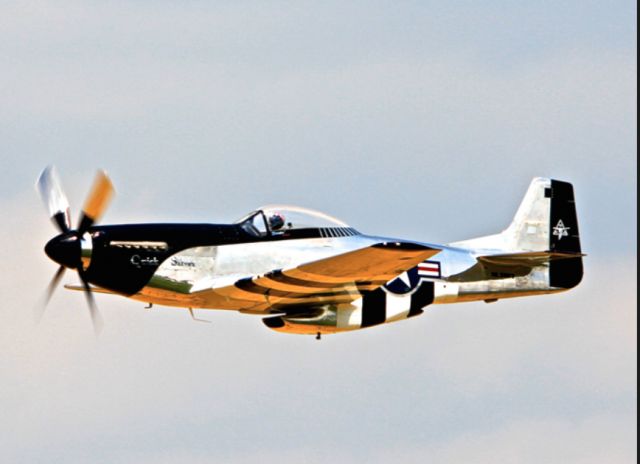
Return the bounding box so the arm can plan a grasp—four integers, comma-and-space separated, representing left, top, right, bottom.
64, 283, 120, 295
194, 242, 440, 313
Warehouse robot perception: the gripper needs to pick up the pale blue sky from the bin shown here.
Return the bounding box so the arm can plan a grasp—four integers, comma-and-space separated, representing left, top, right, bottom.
0, 1, 636, 463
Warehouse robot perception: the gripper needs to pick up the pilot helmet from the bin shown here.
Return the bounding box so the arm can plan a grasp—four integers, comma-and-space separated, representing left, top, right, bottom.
268, 212, 285, 230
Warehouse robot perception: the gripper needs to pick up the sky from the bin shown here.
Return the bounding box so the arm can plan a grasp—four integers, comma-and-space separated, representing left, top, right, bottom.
0, 1, 636, 463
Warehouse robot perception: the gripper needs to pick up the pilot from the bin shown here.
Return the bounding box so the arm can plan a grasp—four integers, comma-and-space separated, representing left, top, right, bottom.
268, 212, 285, 231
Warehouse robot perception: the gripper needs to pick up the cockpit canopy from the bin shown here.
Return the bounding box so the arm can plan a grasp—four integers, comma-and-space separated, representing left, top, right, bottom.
235, 205, 359, 238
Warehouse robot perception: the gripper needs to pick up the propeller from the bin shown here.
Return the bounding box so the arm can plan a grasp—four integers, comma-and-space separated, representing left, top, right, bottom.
36, 166, 114, 335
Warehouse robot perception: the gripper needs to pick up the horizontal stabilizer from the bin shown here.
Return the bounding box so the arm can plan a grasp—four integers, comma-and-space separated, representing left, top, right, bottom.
478, 251, 586, 268
449, 250, 585, 282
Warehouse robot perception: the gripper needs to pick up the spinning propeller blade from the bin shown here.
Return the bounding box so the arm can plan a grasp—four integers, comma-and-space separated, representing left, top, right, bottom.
34, 265, 66, 324
77, 170, 115, 235
36, 166, 114, 334
36, 166, 71, 233
81, 273, 104, 335
45, 265, 67, 305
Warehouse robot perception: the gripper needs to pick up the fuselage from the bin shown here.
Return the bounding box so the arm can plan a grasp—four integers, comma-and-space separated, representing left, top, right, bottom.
56, 221, 562, 315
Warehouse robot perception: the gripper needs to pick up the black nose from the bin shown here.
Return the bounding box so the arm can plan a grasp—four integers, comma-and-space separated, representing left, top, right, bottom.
45, 233, 80, 269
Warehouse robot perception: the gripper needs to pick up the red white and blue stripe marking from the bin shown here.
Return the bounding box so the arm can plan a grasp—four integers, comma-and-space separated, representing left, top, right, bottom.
417, 260, 441, 278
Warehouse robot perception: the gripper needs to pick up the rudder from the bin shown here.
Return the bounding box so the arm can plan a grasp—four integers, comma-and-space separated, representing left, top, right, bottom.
548, 180, 583, 288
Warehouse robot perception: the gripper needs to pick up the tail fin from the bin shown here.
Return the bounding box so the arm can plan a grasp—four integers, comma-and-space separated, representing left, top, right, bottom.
450, 177, 583, 288
506, 178, 582, 255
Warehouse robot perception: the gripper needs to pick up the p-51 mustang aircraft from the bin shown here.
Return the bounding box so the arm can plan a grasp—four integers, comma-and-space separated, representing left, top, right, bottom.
37, 167, 583, 338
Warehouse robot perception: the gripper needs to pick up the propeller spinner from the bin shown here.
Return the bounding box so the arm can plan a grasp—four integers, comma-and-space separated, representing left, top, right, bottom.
36, 166, 114, 334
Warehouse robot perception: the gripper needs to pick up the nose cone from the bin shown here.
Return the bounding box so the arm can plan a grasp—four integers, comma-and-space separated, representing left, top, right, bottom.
45, 233, 80, 269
